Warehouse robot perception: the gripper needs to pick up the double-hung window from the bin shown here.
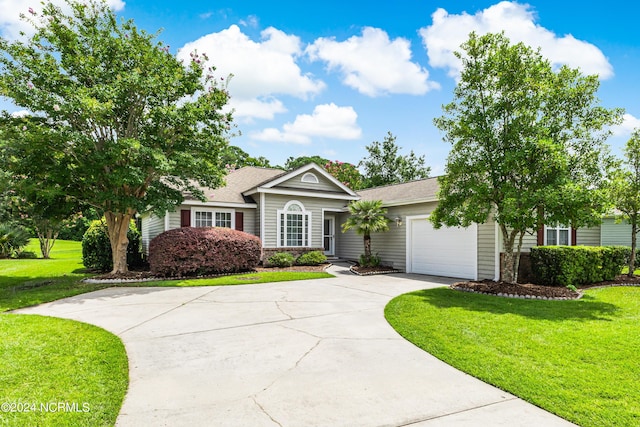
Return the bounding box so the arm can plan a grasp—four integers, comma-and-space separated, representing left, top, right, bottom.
278, 201, 310, 247
545, 224, 571, 245
193, 209, 234, 228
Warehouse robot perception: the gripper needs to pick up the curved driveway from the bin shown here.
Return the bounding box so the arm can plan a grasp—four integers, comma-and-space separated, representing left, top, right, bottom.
16, 264, 575, 426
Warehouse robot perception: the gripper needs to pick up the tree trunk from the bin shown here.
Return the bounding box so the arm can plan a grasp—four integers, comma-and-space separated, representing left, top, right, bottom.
363, 234, 372, 257
104, 210, 134, 275
629, 220, 637, 278
500, 224, 521, 284
37, 227, 58, 259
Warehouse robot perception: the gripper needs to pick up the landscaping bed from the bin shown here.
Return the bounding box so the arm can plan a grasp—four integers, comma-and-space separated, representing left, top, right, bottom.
452, 274, 640, 300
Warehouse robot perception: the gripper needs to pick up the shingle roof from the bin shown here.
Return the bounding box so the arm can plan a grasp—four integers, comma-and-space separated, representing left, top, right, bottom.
187, 166, 285, 204
357, 177, 440, 205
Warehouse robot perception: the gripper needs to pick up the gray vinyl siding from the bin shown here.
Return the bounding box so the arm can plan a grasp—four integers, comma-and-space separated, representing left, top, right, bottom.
262, 194, 347, 248
169, 205, 257, 235
477, 220, 496, 280
141, 213, 165, 254
576, 226, 601, 246
601, 218, 638, 246
336, 202, 439, 272
277, 174, 343, 192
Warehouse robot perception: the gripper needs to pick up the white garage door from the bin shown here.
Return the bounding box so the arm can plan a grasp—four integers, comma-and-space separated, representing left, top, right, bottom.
408, 217, 477, 279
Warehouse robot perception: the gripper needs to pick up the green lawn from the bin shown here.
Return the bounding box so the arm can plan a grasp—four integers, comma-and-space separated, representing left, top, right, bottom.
385, 286, 640, 427
0, 239, 333, 426
0, 240, 333, 312
0, 314, 128, 427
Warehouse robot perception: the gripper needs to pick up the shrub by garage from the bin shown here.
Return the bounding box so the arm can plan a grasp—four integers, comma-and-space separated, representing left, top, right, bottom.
149, 227, 261, 277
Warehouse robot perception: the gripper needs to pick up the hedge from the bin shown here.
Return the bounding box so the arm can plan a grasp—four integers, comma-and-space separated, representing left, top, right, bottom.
82, 219, 143, 271
149, 227, 261, 277
530, 245, 628, 287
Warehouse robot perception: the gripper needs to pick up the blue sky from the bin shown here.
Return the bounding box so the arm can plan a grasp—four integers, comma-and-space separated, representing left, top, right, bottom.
2, 1, 639, 174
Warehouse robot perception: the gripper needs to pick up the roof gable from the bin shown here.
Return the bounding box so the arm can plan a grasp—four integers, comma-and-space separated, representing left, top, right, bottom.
245, 163, 359, 198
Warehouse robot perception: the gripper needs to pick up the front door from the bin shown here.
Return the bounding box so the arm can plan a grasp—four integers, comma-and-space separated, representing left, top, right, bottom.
323, 216, 335, 256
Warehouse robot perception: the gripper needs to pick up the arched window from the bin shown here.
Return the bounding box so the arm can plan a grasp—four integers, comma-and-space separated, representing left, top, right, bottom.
277, 201, 311, 247
301, 172, 319, 183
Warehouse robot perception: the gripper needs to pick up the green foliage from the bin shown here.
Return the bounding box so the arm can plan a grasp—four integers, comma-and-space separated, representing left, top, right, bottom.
284, 155, 329, 171
220, 145, 273, 169
607, 129, 640, 275
0, 223, 31, 258
57, 210, 100, 241
324, 160, 364, 190
0, 0, 232, 272
82, 219, 143, 272
431, 32, 623, 283
359, 131, 430, 188
359, 253, 381, 268
296, 250, 327, 266
267, 252, 295, 268
530, 246, 628, 287
342, 200, 390, 258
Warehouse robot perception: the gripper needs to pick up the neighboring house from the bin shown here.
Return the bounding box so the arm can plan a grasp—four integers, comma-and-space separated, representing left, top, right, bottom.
141, 163, 638, 281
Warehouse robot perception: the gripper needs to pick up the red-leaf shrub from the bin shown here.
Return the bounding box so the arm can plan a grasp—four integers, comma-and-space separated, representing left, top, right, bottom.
149, 227, 262, 277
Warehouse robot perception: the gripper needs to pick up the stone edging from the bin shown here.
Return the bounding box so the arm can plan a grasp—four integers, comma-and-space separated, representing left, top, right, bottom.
348, 265, 400, 276
450, 284, 583, 301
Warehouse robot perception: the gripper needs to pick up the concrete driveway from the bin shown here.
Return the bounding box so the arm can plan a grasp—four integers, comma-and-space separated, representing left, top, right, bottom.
16, 264, 575, 426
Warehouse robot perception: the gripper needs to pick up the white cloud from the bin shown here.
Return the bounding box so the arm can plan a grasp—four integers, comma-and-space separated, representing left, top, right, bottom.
177, 25, 325, 120
420, 1, 613, 80
0, 0, 125, 39
251, 103, 361, 144
307, 27, 438, 97
611, 114, 640, 137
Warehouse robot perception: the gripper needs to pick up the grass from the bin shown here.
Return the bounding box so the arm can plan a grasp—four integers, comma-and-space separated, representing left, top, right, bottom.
0, 314, 128, 427
0, 240, 333, 312
385, 286, 640, 427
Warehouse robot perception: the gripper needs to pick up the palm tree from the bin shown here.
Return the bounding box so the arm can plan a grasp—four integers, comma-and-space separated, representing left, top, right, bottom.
341, 200, 390, 263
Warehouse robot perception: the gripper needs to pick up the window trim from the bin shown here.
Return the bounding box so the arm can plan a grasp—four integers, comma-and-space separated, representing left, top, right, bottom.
277, 200, 312, 247
191, 208, 236, 229
544, 224, 571, 246
301, 172, 319, 184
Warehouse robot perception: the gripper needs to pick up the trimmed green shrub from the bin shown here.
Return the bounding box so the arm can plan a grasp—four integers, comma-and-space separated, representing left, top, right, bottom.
82, 219, 143, 272
267, 252, 295, 268
149, 227, 261, 277
296, 250, 327, 266
359, 253, 381, 268
0, 223, 31, 258
530, 246, 628, 287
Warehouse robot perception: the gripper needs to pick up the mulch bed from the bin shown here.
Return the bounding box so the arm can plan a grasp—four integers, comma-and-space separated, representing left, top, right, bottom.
452, 274, 640, 300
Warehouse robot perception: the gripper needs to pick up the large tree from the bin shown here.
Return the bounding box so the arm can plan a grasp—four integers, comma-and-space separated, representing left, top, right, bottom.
0, 0, 232, 273
359, 131, 430, 188
608, 129, 640, 277
431, 32, 622, 283
283, 155, 329, 171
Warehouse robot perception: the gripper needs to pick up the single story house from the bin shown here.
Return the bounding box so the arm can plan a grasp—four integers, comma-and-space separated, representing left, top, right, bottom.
140, 163, 637, 281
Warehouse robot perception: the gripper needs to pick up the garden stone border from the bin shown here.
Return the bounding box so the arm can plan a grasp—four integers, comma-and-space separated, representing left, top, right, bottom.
450, 284, 584, 301
348, 265, 400, 276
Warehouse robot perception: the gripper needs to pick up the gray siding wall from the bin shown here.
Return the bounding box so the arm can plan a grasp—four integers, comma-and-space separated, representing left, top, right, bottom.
577, 226, 601, 246
141, 213, 165, 254
477, 220, 496, 280
278, 174, 342, 192
601, 218, 638, 246
337, 202, 495, 277
262, 194, 347, 248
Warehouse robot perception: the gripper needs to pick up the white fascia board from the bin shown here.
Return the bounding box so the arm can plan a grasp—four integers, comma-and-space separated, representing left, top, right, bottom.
180, 201, 257, 209
253, 187, 359, 201
379, 197, 439, 208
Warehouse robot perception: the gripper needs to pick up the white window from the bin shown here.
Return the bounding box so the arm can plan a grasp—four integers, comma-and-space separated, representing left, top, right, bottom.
301, 172, 319, 183
193, 209, 234, 228
277, 201, 311, 247
195, 211, 213, 228
215, 212, 232, 228
545, 224, 571, 246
